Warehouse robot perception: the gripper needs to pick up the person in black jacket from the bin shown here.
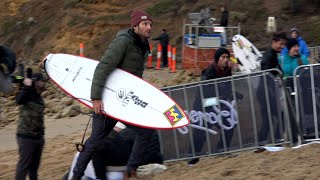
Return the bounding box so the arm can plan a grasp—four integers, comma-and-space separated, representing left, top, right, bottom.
260, 32, 287, 75
187, 48, 236, 165
220, 6, 228, 27
152, 29, 169, 67
92, 124, 163, 179
219, 6, 229, 46
15, 72, 48, 180
257, 32, 288, 145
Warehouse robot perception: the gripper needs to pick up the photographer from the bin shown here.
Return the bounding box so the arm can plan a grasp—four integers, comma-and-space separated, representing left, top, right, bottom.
15, 72, 48, 180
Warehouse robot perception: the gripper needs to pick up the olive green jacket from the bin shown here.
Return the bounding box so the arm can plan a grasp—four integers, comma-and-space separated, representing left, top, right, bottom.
91, 28, 149, 100
16, 86, 45, 138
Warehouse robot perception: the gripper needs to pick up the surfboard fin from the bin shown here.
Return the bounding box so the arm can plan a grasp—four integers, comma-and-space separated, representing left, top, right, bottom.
250, 46, 257, 55
236, 57, 244, 66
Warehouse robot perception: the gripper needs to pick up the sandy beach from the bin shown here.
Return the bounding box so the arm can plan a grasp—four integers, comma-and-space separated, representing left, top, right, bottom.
1, 113, 320, 180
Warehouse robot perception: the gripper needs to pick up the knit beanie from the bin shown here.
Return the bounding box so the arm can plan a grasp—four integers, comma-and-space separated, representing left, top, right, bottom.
130, 10, 152, 27
214, 48, 230, 62
286, 38, 299, 50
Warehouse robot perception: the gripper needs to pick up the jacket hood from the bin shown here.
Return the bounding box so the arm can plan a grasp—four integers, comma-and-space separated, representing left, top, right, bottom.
296, 36, 304, 42
116, 28, 133, 39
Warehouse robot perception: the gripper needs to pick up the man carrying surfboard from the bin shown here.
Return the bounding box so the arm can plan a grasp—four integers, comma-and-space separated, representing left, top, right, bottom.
72, 9, 158, 180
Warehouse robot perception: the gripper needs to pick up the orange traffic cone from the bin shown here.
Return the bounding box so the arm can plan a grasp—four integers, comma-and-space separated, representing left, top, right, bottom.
171, 47, 176, 73
168, 45, 172, 70
80, 43, 84, 57
147, 44, 153, 68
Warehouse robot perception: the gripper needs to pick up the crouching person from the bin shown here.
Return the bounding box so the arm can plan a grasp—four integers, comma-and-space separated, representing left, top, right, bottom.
92, 122, 164, 180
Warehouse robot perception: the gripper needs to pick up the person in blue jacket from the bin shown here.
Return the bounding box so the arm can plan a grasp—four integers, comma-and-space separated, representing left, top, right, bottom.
281, 28, 309, 58
279, 38, 309, 77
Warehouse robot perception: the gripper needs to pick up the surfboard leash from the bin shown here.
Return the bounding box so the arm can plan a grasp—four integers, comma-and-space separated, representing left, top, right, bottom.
75, 114, 92, 152
42, 58, 95, 152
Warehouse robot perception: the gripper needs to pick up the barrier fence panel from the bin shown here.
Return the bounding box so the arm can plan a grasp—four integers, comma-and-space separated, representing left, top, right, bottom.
294, 64, 320, 139
159, 69, 291, 161
309, 46, 320, 64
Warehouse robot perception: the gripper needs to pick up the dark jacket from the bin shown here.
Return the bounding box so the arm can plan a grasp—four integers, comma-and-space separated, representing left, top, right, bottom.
193, 64, 232, 111
261, 47, 282, 76
152, 32, 169, 47
220, 10, 229, 27
91, 28, 150, 100
0, 45, 16, 74
201, 64, 231, 81
92, 128, 163, 166
16, 86, 45, 138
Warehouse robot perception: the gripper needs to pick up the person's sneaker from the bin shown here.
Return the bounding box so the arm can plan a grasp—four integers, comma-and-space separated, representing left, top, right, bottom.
187, 158, 199, 166
136, 163, 167, 176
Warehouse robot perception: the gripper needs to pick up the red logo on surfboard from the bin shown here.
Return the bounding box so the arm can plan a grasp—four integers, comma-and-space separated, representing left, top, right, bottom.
164, 105, 185, 127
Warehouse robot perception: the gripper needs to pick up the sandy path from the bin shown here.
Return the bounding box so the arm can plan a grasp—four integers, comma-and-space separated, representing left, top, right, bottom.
0, 115, 92, 180
1, 114, 320, 180
0, 115, 91, 152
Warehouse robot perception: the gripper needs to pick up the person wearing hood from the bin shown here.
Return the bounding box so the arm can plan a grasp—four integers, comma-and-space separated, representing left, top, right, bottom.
279, 38, 309, 77
72, 10, 161, 180
219, 6, 229, 46
281, 28, 310, 57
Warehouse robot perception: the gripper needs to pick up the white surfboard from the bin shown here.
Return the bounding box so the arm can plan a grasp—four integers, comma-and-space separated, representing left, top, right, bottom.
43, 53, 189, 129
232, 34, 262, 74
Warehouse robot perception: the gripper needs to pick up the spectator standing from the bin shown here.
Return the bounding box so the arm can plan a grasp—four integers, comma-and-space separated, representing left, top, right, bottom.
152, 29, 170, 67
219, 6, 229, 46
281, 28, 310, 58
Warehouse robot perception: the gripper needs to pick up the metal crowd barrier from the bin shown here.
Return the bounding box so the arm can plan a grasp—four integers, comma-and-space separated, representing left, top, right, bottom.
159, 69, 294, 162
309, 46, 320, 64
293, 64, 320, 140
